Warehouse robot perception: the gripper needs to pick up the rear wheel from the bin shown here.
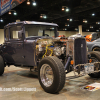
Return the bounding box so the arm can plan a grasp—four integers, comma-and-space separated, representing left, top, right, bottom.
88, 51, 100, 78
38, 56, 65, 93
0, 55, 4, 76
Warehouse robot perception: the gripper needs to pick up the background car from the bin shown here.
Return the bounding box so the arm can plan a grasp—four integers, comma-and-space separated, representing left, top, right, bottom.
87, 38, 100, 51
85, 32, 100, 42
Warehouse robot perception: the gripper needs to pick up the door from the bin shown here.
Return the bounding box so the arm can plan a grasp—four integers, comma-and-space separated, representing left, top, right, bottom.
7, 25, 25, 65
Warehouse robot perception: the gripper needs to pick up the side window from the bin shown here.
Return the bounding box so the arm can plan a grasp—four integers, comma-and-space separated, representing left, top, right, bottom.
10, 25, 22, 40
5, 28, 9, 41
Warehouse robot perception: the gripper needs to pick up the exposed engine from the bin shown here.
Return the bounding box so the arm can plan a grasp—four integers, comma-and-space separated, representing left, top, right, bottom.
36, 37, 66, 61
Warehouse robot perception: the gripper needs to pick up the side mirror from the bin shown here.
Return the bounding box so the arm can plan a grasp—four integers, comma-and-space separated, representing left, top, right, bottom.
18, 30, 23, 39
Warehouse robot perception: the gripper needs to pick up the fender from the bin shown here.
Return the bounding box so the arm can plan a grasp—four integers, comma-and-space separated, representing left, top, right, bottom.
91, 44, 100, 50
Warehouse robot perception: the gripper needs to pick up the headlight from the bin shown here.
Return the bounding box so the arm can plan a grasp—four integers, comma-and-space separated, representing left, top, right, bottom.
53, 47, 62, 56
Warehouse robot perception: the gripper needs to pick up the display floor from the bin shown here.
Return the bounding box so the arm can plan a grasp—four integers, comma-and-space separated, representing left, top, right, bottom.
0, 66, 100, 100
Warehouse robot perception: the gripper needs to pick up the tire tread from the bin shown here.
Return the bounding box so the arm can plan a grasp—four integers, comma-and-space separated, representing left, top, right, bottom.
0, 55, 4, 76
38, 56, 65, 93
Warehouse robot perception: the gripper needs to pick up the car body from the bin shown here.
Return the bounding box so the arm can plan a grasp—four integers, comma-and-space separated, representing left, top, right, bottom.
87, 38, 100, 51
0, 21, 100, 94
1, 21, 58, 66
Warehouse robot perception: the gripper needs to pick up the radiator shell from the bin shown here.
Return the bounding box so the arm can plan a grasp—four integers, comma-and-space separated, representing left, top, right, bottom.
66, 35, 87, 66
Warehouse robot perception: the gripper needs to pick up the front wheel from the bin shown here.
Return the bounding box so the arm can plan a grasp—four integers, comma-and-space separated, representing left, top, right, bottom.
38, 56, 65, 93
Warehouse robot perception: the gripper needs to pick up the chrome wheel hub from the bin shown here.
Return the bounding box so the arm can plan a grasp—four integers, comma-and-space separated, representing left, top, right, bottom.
40, 64, 54, 87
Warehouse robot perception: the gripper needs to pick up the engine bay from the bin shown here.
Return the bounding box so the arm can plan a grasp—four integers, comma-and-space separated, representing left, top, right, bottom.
36, 37, 66, 62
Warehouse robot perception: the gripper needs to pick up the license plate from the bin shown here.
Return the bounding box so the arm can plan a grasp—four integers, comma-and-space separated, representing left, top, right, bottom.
84, 64, 94, 74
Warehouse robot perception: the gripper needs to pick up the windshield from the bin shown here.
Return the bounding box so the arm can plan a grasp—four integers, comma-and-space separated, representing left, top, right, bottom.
25, 25, 57, 38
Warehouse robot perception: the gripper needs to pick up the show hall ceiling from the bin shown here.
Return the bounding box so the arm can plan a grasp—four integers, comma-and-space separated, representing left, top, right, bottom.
0, 0, 100, 32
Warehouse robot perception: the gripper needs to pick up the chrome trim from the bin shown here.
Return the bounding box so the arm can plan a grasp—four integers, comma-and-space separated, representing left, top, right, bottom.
40, 64, 54, 87
66, 35, 87, 67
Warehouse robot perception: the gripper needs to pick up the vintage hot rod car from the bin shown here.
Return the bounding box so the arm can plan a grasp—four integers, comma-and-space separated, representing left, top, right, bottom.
0, 21, 100, 94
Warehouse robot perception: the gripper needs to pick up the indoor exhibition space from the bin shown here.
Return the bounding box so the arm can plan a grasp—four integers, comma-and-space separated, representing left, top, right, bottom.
0, 0, 100, 100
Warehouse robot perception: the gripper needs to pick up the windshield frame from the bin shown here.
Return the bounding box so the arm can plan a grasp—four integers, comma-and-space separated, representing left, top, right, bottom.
24, 24, 58, 39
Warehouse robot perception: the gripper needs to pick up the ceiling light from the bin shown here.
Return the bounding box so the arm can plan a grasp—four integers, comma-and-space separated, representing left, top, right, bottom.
96, 22, 98, 24
67, 19, 69, 21
63, 28, 67, 30
90, 26, 93, 28
62, 6, 69, 12
83, 19, 87, 23
8, 11, 11, 14
40, 14, 47, 19
66, 7, 69, 12
75, 28, 78, 31
40, 15, 43, 18
0, 18, 3, 22
27, 0, 30, 5
40, 14, 43, 18
98, 22, 100, 24
62, 6, 66, 11
70, 19, 72, 21
83, 21, 87, 23
33, 1, 36, 6
92, 13, 95, 16
43, 15, 47, 19
96, 30, 99, 32
13, 11, 17, 15
86, 29, 89, 31
96, 22, 100, 24
83, 20, 87, 23
62, 7, 64, 11
65, 24, 69, 26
